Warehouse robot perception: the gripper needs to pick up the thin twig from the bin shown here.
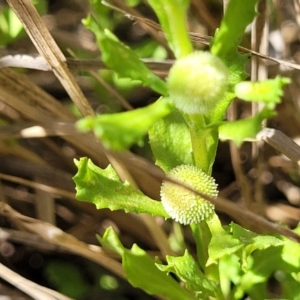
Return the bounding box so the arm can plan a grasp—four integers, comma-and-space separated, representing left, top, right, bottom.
0, 262, 73, 300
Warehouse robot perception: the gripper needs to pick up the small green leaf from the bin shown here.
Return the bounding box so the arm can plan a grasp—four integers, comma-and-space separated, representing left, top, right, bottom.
149, 110, 193, 173
124, 245, 195, 300
235, 76, 291, 103
224, 53, 250, 88
218, 108, 275, 146
281, 231, 300, 269
231, 223, 283, 252
211, 0, 258, 58
230, 223, 284, 269
205, 214, 243, 265
76, 98, 173, 151
99, 227, 195, 300
0, 8, 23, 43
156, 250, 221, 299
208, 232, 243, 266
219, 254, 243, 297
73, 157, 169, 218
147, 0, 192, 58
83, 15, 168, 95
97, 227, 125, 256
238, 233, 300, 298
210, 0, 258, 118
239, 246, 286, 295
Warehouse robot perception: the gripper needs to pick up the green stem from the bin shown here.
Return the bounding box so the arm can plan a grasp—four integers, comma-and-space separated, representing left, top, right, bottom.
169, 5, 193, 58
184, 114, 219, 175
190, 216, 224, 299
190, 222, 211, 271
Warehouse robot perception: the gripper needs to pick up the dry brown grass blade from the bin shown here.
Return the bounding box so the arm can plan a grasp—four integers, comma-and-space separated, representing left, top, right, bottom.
257, 128, 300, 165
0, 263, 73, 300
0, 68, 75, 121
0, 172, 75, 200
0, 140, 47, 165
6, 0, 94, 117
0, 55, 172, 77
0, 202, 125, 279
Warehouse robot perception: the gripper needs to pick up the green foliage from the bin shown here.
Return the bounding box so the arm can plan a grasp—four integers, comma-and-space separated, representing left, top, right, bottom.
211, 0, 258, 58
83, 14, 168, 96
210, 0, 257, 90
0, 0, 47, 46
156, 250, 222, 299
218, 107, 276, 146
76, 98, 173, 151
73, 157, 168, 217
148, 110, 193, 172
235, 76, 291, 104
209, 0, 258, 123
96, 224, 300, 300
72, 1, 299, 299
98, 227, 195, 300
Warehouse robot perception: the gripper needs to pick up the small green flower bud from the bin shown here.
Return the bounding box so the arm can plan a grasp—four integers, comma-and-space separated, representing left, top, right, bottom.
160, 165, 218, 225
167, 51, 228, 114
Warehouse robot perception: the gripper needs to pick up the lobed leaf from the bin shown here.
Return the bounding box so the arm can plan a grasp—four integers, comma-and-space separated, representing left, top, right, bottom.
99, 227, 195, 300
156, 250, 221, 299
73, 157, 169, 217
230, 223, 284, 270
235, 76, 291, 103
218, 107, 276, 146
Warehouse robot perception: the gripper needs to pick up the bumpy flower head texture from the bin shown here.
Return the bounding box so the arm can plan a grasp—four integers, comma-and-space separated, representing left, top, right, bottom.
167, 51, 228, 114
160, 165, 218, 225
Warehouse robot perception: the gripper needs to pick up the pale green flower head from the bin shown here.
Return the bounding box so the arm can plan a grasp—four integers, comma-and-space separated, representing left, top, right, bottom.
160, 165, 218, 225
167, 51, 228, 114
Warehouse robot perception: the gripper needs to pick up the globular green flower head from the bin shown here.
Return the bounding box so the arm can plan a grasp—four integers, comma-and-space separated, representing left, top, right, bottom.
167, 51, 228, 115
160, 165, 218, 225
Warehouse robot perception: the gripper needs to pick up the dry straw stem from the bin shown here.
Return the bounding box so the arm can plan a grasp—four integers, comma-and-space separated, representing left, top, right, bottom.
6, 0, 94, 117
0, 202, 125, 279
0, 262, 72, 300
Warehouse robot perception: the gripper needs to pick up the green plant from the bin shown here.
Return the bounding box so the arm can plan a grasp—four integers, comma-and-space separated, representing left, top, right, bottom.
0, 0, 47, 46
73, 0, 300, 299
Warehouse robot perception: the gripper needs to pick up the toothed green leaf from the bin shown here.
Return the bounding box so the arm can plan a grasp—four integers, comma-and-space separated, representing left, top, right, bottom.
73, 157, 169, 217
